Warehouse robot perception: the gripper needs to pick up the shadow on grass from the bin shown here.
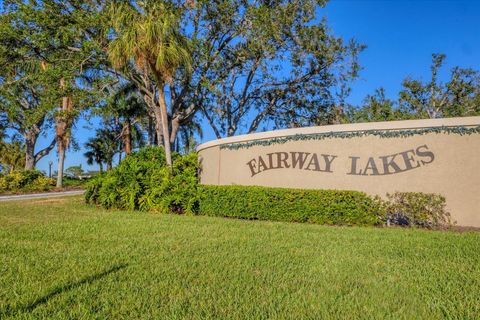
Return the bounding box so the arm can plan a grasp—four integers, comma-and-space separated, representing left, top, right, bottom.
2, 263, 128, 316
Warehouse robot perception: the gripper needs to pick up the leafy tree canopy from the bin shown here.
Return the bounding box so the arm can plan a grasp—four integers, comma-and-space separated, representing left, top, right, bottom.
173, 0, 365, 137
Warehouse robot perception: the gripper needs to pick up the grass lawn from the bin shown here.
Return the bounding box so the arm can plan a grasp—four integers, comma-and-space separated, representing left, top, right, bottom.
1, 197, 479, 319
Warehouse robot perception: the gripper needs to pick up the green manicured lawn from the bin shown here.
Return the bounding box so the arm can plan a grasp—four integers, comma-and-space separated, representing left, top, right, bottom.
1, 197, 479, 319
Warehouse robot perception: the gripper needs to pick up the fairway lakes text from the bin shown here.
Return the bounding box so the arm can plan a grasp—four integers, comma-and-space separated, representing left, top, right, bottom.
246, 145, 434, 177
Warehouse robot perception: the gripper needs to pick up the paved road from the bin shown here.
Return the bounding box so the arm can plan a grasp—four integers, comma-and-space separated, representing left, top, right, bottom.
0, 190, 84, 201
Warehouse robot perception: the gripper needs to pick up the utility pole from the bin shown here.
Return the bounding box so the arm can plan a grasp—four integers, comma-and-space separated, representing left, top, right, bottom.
48, 161, 53, 178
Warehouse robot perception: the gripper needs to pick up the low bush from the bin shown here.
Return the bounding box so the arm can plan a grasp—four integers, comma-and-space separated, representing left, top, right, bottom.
85, 147, 200, 214
385, 192, 453, 228
0, 170, 55, 193
62, 177, 89, 188
199, 185, 384, 226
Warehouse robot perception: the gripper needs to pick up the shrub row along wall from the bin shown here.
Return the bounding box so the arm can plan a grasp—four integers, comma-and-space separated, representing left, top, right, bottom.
199, 185, 383, 226
86, 147, 451, 228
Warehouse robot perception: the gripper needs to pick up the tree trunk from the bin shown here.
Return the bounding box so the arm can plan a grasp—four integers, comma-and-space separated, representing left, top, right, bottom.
152, 108, 164, 148
148, 115, 155, 146
56, 143, 66, 188
55, 78, 73, 188
99, 162, 103, 173
157, 88, 172, 169
24, 134, 37, 170
123, 119, 132, 155
143, 91, 158, 146
170, 118, 180, 147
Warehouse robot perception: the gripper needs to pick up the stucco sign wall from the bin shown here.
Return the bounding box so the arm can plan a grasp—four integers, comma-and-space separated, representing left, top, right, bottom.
197, 117, 480, 227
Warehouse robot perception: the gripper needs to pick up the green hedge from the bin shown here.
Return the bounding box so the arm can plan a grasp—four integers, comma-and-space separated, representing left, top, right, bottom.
199, 185, 384, 226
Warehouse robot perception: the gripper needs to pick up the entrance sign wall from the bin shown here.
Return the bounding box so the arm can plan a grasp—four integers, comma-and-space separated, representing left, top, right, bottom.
197, 117, 480, 227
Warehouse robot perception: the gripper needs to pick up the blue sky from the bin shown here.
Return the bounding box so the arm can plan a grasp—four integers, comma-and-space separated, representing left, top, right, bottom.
33, 0, 480, 173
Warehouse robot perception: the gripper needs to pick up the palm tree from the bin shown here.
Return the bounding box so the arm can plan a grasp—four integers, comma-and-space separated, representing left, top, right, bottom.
107, 2, 191, 170
84, 128, 118, 172
84, 138, 106, 173
108, 85, 148, 156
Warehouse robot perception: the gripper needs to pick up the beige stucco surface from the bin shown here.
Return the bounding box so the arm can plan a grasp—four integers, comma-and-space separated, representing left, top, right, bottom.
198, 117, 480, 227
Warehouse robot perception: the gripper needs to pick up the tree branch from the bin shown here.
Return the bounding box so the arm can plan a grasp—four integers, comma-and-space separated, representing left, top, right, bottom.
248, 97, 277, 133
34, 138, 56, 163
200, 104, 222, 139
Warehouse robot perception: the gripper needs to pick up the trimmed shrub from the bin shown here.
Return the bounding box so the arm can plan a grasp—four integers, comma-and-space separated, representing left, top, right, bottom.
385, 192, 453, 228
85, 147, 200, 214
199, 185, 384, 226
0, 170, 55, 193
25, 175, 55, 191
